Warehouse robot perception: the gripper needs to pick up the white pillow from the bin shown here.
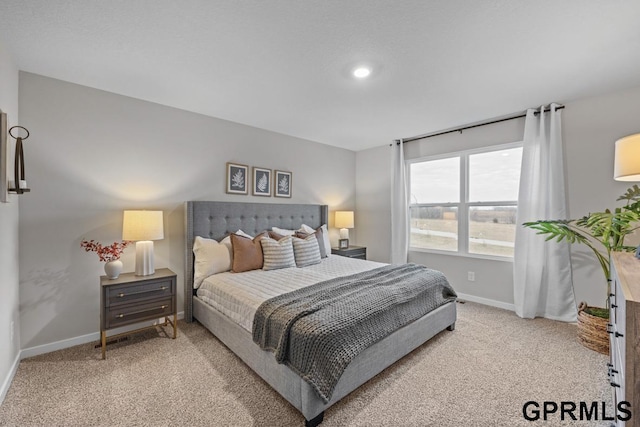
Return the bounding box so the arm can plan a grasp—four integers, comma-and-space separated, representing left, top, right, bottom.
260, 236, 296, 271
194, 230, 253, 288
225, 229, 252, 239
301, 224, 331, 257
271, 226, 296, 236
220, 229, 253, 246
193, 236, 232, 288
300, 224, 314, 234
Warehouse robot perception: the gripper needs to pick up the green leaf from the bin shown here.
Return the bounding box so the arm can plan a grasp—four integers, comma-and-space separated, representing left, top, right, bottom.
617, 184, 640, 203
522, 186, 640, 289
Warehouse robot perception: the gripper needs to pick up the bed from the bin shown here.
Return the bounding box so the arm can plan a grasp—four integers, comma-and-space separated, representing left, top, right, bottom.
184, 201, 457, 426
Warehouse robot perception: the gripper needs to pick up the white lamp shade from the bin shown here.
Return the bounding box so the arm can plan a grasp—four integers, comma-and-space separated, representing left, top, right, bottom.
335, 211, 355, 229
614, 133, 640, 181
122, 210, 164, 241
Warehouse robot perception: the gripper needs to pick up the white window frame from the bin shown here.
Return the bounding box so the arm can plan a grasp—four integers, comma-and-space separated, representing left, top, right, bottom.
407, 141, 522, 261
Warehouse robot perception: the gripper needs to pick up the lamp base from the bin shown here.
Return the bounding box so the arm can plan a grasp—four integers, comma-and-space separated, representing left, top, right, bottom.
339, 228, 350, 240
135, 240, 155, 276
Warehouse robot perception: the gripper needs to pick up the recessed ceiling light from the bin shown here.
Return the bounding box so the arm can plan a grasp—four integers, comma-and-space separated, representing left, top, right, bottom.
353, 67, 371, 78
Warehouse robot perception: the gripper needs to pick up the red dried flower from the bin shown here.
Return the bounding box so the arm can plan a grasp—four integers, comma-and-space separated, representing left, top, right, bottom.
80, 239, 131, 262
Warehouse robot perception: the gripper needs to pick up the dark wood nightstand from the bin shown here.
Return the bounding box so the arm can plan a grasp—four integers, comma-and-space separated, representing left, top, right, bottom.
331, 245, 367, 260
100, 268, 177, 359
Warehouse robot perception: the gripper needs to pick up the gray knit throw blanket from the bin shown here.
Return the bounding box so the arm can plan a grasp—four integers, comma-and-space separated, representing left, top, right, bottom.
252, 263, 457, 403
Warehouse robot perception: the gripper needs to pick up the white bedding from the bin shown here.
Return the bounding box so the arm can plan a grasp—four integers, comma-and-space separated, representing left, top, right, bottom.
197, 256, 385, 332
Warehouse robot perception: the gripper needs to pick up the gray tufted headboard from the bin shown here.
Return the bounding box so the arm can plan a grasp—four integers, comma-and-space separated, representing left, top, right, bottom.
184, 201, 328, 322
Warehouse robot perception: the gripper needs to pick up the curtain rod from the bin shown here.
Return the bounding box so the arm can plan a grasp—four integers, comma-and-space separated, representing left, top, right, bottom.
396, 104, 565, 144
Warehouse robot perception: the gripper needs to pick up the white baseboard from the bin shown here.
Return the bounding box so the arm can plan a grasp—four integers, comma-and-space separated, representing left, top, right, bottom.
456, 292, 515, 312
21, 311, 184, 360
0, 350, 21, 405
21, 331, 100, 360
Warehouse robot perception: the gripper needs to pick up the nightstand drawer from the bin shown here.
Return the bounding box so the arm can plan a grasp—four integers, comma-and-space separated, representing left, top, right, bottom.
332, 246, 366, 260
100, 268, 177, 359
107, 279, 175, 306
106, 297, 174, 329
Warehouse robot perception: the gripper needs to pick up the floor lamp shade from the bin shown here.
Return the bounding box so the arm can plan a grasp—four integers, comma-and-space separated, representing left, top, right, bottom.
335, 211, 354, 240
614, 133, 640, 181
122, 210, 164, 276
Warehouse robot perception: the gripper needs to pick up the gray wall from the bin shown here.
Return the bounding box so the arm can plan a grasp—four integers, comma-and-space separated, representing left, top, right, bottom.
18, 72, 356, 350
0, 40, 20, 401
564, 86, 640, 307
11, 68, 640, 355
356, 85, 640, 310
355, 145, 391, 263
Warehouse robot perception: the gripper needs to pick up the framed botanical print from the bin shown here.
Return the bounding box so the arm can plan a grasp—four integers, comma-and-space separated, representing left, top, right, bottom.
252, 167, 271, 197
274, 170, 292, 198
226, 162, 248, 195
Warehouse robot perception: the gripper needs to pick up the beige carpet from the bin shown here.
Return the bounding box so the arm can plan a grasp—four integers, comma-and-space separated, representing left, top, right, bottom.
0, 302, 612, 427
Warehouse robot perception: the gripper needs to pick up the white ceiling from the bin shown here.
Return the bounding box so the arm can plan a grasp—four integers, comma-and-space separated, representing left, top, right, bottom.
1, 1, 639, 151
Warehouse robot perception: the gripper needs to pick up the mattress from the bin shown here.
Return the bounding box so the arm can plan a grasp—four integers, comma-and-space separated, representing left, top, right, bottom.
196, 256, 385, 332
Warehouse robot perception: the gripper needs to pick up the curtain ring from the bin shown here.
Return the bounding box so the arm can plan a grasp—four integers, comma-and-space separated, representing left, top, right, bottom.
9, 126, 29, 140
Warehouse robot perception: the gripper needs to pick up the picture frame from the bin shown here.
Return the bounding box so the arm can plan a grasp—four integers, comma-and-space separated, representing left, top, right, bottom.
252, 167, 271, 197
274, 170, 292, 198
339, 238, 349, 249
226, 162, 249, 195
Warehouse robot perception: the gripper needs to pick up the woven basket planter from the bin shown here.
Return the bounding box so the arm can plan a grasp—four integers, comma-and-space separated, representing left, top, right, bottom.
577, 301, 609, 355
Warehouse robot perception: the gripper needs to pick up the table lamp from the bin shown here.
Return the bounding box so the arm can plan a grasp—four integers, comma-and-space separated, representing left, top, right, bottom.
335, 211, 354, 246
614, 133, 640, 181
614, 133, 640, 258
122, 210, 164, 276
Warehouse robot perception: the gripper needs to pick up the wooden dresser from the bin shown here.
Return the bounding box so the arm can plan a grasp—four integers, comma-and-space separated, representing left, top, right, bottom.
609, 252, 640, 425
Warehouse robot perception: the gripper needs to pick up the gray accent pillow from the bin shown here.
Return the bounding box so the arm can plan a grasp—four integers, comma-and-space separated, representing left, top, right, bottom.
292, 235, 322, 267
295, 228, 327, 258
261, 236, 296, 271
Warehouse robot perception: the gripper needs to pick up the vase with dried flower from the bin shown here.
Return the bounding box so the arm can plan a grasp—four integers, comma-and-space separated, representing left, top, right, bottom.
81, 239, 131, 279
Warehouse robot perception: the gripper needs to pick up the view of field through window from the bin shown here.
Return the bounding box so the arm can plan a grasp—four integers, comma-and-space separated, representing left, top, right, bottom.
409, 147, 522, 257
410, 206, 458, 251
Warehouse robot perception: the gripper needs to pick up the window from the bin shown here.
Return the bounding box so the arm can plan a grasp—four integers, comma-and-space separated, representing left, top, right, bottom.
408, 144, 522, 258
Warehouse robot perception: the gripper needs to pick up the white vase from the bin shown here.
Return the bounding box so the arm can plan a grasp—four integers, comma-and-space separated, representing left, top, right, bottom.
104, 259, 123, 279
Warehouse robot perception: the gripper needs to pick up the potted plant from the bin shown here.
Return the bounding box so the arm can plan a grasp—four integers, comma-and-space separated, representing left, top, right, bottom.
522, 185, 640, 354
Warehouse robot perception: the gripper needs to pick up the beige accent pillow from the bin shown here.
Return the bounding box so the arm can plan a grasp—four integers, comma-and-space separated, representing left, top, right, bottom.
231, 232, 268, 273
192, 236, 232, 288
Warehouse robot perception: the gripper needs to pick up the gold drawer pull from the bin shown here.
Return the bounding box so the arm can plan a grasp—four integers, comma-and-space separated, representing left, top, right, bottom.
115, 305, 169, 318
116, 286, 170, 298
